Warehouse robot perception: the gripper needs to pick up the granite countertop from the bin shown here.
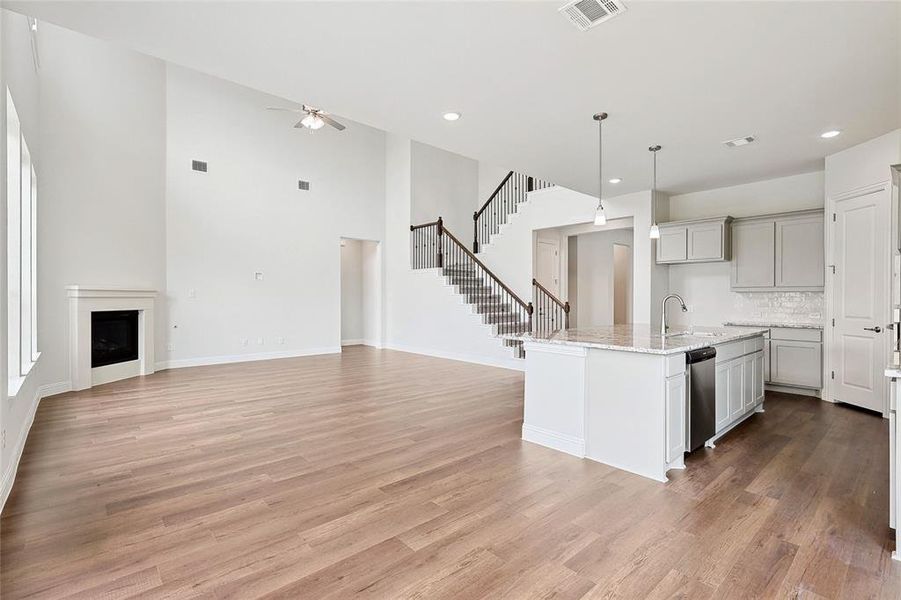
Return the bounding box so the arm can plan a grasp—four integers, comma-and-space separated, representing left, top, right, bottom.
723, 319, 824, 330
516, 324, 768, 356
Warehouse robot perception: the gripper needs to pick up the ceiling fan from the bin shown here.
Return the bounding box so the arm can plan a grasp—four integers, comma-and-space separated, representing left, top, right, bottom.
266, 104, 346, 132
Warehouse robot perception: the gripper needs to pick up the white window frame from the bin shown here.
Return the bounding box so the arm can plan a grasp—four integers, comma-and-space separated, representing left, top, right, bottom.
6, 89, 39, 397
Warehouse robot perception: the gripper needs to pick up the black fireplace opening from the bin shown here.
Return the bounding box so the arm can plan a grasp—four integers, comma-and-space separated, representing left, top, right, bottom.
91, 310, 139, 368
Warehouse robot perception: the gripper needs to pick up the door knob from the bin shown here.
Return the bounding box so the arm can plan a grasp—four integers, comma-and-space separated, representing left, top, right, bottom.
864, 326, 882, 333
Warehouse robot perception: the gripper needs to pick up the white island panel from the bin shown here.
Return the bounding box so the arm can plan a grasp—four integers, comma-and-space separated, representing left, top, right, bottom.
522, 343, 588, 457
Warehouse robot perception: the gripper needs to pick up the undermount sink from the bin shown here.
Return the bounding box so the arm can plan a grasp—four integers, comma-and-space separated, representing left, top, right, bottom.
664, 330, 726, 338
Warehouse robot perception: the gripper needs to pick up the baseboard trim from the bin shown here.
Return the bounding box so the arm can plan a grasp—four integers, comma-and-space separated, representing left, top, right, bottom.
522, 424, 585, 457
341, 339, 364, 346
382, 342, 524, 372
764, 384, 822, 398
156, 347, 341, 371
1, 380, 70, 513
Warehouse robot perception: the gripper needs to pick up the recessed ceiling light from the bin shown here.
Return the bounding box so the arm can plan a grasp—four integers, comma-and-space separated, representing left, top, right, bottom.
608, 178, 622, 184
443, 112, 461, 122
820, 130, 841, 139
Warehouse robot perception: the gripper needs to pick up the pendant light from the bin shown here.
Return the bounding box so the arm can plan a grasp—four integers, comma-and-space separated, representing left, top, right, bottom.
593, 112, 608, 226
648, 144, 662, 239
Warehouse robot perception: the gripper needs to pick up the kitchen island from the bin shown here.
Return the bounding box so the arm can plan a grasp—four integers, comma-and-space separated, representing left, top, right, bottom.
519, 324, 768, 482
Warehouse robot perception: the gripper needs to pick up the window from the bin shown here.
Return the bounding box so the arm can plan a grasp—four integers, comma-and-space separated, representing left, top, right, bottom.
6, 89, 39, 396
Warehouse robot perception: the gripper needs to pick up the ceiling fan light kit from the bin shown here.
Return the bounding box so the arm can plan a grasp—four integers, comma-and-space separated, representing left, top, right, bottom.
266, 104, 346, 132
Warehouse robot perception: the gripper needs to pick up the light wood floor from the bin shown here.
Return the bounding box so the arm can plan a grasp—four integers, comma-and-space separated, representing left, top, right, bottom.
1, 346, 899, 599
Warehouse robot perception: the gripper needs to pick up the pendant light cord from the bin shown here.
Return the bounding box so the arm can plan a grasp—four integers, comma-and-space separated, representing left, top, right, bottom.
649, 145, 661, 225
598, 117, 603, 210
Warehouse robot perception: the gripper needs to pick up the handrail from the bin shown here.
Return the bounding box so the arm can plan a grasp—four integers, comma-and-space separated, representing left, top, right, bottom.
475, 171, 514, 219
410, 219, 441, 231
472, 171, 552, 253
442, 226, 531, 311
532, 278, 568, 311
532, 278, 570, 333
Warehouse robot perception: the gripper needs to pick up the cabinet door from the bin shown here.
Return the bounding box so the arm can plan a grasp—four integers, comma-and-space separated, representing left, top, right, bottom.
775, 213, 825, 289
753, 351, 765, 404
687, 222, 725, 262
665, 374, 686, 463
731, 220, 775, 289
742, 354, 755, 412
715, 361, 730, 431
770, 340, 823, 389
728, 360, 744, 419
657, 226, 688, 263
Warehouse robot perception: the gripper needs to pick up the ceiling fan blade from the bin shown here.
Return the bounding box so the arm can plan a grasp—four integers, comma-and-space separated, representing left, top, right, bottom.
267, 106, 305, 112
320, 114, 346, 131
293, 118, 307, 129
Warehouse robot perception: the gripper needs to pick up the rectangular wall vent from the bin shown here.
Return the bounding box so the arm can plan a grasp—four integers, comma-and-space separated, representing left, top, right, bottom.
559, 0, 627, 31
722, 136, 757, 148
192, 160, 208, 173
298, 180, 310, 191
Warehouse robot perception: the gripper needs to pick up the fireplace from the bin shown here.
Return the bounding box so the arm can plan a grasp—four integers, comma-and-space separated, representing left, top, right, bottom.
91, 310, 140, 368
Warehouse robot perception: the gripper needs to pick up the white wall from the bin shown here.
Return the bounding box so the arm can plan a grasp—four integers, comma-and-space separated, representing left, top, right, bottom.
361, 240, 381, 346
477, 162, 511, 208
39, 22, 167, 385
383, 134, 522, 370
410, 141, 478, 236
666, 172, 827, 329
340, 239, 363, 343
164, 65, 386, 367
668, 171, 824, 221
477, 186, 668, 327
573, 228, 633, 328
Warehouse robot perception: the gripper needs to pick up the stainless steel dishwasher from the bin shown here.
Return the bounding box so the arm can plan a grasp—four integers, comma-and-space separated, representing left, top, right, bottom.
685, 347, 716, 452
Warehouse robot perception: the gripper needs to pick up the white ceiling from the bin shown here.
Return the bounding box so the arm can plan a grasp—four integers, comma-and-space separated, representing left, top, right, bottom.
10, 1, 900, 196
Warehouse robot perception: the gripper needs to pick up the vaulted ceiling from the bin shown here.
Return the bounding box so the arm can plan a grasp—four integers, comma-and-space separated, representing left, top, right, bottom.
10, 1, 901, 196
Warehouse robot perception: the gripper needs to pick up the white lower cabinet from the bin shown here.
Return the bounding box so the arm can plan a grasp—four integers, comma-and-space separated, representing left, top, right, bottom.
714, 339, 765, 434
728, 360, 744, 419
665, 373, 686, 464
715, 362, 730, 431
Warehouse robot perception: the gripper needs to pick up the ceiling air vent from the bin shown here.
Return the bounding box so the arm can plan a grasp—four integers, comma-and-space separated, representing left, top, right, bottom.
559, 0, 627, 31
298, 180, 310, 191
191, 160, 208, 173
723, 136, 757, 148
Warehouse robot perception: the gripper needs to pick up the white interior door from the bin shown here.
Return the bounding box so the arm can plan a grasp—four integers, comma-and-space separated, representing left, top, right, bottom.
832, 186, 890, 412
536, 240, 560, 296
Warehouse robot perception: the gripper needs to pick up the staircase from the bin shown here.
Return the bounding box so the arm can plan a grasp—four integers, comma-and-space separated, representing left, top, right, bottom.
473, 171, 553, 253
411, 218, 532, 359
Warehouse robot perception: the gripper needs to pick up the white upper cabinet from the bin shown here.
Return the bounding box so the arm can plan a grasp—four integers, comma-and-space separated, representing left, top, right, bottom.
775, 213, 825, 288
731, 209, 825, 291
656, 217, 732, 264
731, 220, 775, 288
657, 226, 688, 263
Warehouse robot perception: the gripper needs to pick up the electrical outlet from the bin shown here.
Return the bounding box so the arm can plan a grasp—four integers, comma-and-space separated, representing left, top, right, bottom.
241, 338, 249, 347
276, 336, 285, 345
166, 343, 173, 352
188, 288, 196, 299
254, 272, 264, 281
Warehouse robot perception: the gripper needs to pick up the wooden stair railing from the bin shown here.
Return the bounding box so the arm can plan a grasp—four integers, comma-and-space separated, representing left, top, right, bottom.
472, 171, 553, 253
411, 217, 533, 343
532, 278, 570, 335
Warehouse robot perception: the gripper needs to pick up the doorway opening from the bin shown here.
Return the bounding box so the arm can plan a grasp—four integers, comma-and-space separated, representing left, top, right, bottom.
340, 238, 381, 348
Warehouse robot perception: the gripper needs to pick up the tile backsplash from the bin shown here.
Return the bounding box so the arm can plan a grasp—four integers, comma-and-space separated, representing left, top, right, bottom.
731, 291, 824, 323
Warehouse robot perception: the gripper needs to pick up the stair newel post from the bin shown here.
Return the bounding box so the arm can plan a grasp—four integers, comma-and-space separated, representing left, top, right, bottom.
472, 211, 479, 254
527, 302, 534, 334
436, 216, 444, 269
564, 301, 570, 329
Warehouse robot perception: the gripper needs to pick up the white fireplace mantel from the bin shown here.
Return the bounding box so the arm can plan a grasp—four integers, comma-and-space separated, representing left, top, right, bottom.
67, 286, 157, 391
